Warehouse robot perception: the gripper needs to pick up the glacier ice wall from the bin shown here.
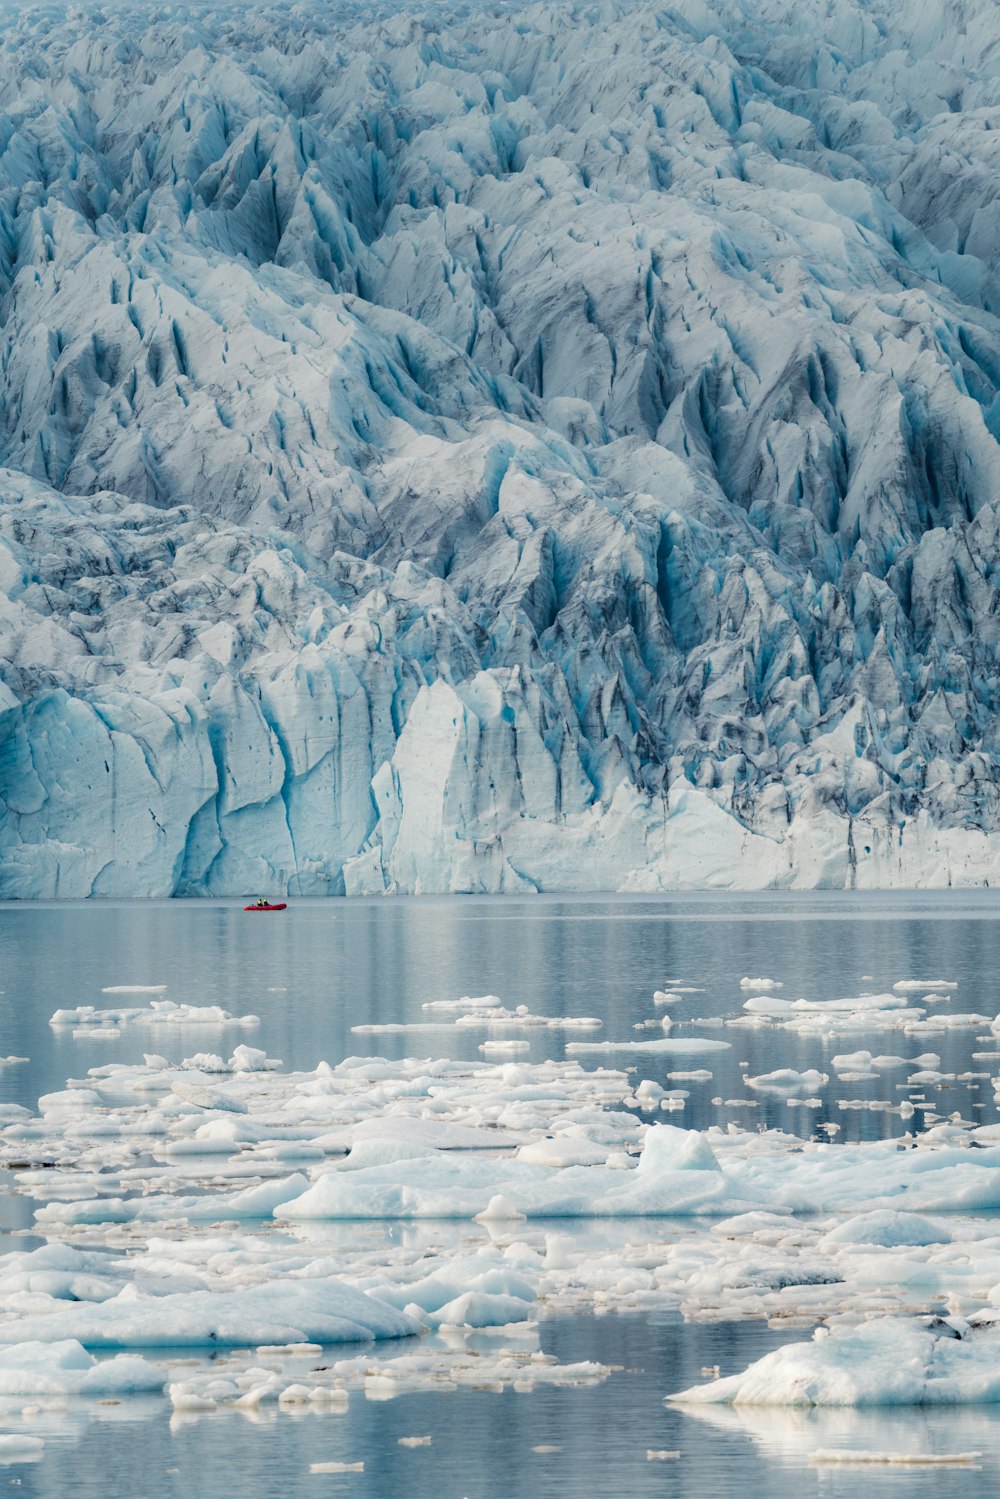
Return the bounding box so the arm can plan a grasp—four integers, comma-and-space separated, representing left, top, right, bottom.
4, 0, 1000, 894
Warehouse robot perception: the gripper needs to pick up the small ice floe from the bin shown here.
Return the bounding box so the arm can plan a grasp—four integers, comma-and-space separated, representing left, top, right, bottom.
0, 1339, 163, 1397
739, 978, 782, 991
422, 995, 505, 1013
50, 1001, 259, 1027
745, 1069, 828, 1095
0, 1282, 421, 1350
101, 985, 167, 994
743, 993, 907, 1018
893, 981, 958, 992
398, 1436, 431, 1447
646, 1449, 680, 1460
351, 1023, 458, 1034
912, 1014, 989, 1031
172, 1342, 609, 1415
455, 1007, 601, 1030
310, 1462, 363, 1474
479, 1040, 531, 1056
809, 1450, 981, 1466
667, 1314, 1000, 1406
379, 1003, 602, 1031
566, 1038, 731, 1055
170, 1373, 350, 1414
831, 1051, 905, 1071
515, 1137, 615, 1168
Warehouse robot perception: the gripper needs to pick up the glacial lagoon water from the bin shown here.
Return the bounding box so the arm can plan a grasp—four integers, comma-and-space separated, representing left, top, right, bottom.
4, 891, 1000, 1495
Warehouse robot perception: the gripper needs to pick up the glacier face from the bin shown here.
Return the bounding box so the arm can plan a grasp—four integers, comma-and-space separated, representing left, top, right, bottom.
3, 0, 1000, 894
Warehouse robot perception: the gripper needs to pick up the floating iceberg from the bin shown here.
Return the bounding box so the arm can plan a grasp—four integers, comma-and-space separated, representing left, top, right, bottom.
0, 1282, 421, 1350
0, 1340, 164, 1397
669, 1316, 1000, 1407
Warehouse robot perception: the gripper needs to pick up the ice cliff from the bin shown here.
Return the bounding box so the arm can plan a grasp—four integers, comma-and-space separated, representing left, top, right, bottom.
4, 0, 1000, 895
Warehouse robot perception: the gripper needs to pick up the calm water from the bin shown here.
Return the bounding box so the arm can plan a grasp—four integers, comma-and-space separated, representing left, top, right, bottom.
21, 1312, 1000, 1499
2, 891, 1000, 1496
2, 890, 1000, 1134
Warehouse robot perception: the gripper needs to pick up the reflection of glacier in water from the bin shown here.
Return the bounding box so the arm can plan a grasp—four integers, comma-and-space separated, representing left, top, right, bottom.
2, 898, 1000, 1492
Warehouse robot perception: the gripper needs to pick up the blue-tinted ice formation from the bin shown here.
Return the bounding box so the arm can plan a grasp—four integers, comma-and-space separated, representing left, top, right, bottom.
4, 0, 1000, 893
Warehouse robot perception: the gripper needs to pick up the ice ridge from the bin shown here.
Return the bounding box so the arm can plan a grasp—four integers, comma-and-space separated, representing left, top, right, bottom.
4, 0, 1000, 892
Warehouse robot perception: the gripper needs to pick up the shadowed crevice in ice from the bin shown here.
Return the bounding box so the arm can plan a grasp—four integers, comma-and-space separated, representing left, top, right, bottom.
5, 0, 1000, 892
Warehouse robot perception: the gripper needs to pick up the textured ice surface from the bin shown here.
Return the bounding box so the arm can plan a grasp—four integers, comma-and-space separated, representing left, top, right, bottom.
5, 0, 1000, 893
670, 1315, 1000, 1406
0, 1281, 420, 1349
50, 1001, 260, 1027
0, 1340, 163, 1397
8, 1019, 1000, 1408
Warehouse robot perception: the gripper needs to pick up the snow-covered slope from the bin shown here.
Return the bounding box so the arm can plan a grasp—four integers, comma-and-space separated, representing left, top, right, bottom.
4, 0, 1000, 895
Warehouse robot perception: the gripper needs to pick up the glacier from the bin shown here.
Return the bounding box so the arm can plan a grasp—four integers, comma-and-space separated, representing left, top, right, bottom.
3, 0, 1000, 893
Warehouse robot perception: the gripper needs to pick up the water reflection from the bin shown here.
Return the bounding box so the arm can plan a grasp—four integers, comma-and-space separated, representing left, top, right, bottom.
681, 1398, 1000, 1461
2, 893, 1000, 1140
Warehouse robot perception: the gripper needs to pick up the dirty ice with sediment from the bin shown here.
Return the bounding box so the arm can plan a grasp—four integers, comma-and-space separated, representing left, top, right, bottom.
6, 0, 1000, 894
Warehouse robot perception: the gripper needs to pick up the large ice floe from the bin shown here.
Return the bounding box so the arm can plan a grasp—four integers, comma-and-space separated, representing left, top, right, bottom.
669, 1315, 1000, 1407
6, 983, 1000, 1414
7, 0, 1000, 894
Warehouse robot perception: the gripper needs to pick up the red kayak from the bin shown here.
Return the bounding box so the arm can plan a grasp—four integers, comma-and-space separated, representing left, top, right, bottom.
243, 902, 287, 912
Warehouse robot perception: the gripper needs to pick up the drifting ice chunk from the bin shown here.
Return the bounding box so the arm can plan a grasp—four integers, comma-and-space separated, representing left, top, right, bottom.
893, 981, 958, 992
668, 1315, 1000, 1405
566, 1038, 731, 1055
515, 1137, 614, 1167
745, 1069, 828, 1094
422, 996, 504, 1012
743, 993, 907, 1016
636, 1126, 721, 1175
0, 1339, 163, 1396
101, 986, 168, 994
0, 1281, 421, 1349
51, 1001, 259, 1027
809, 1450, 981, 1465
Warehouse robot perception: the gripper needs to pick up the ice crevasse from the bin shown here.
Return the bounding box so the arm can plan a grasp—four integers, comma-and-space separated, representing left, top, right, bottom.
5, 0, 1000, 892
